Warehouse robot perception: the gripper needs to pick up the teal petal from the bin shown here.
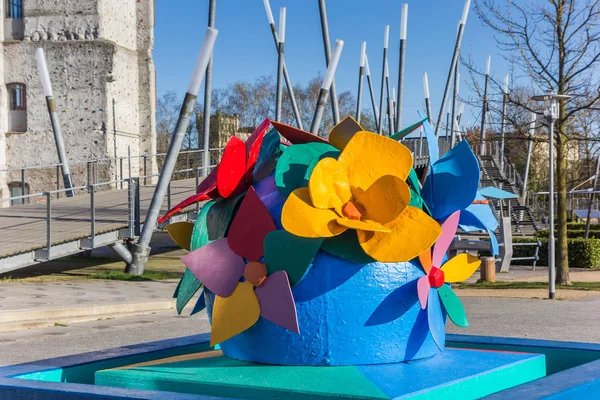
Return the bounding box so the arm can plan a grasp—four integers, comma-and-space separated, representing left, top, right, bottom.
275, 142, 340, 198
438, 284, 469, 328
264, 230, 323, 287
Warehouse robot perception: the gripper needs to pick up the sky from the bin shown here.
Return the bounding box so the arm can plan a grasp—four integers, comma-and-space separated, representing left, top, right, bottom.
154, 0, 510, 130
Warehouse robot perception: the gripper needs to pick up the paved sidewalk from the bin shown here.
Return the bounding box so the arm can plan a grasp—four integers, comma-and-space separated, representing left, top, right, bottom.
465, 265, 600, 283
0, 280, 179, 331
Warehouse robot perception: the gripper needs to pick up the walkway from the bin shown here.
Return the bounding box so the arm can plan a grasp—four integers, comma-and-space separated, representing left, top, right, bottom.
0, 178, 199, 273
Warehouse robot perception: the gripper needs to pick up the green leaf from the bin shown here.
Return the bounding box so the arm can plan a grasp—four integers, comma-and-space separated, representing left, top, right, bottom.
264, 230, 323, 287
390, 117, 427, 141
275, 142, 340, 197
321, 230, 376, 265
176, 269, 203, 314
437, 285, 469, 328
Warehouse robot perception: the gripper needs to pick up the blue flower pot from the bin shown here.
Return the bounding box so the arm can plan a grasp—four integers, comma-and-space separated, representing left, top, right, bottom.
204, 250, 440, 366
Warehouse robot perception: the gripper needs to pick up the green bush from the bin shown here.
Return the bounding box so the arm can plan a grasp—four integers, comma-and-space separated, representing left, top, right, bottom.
535, 229, 600, 239
512, 237, 600, 268
566, 222, 600, 231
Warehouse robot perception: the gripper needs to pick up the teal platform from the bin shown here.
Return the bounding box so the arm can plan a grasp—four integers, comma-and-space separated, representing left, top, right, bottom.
95, 348, 545, 399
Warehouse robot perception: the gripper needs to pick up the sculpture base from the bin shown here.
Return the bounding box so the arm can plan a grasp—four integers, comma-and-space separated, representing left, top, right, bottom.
95, 348, 545, 399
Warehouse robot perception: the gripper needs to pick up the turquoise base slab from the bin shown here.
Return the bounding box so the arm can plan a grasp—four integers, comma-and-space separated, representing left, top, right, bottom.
95, 348, 546, 399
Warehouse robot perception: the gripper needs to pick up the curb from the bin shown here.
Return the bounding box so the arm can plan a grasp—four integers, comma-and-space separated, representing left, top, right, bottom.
0, 300, 175, 332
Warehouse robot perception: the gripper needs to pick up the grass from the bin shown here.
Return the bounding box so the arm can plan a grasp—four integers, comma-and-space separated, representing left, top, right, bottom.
54, 322, 68, 327
0, 270, 181, 283
455, 281, 600, 291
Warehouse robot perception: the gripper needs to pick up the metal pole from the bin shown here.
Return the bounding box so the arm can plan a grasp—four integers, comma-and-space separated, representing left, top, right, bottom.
385, 63, 394, 135
396, 3, 408, 129
548, 116, 556, 299
311, 40, 344, 134
500, 74, 509, 166
20, 169, 25, 205
112, 98, 118, 185
201, 0, 216, 178
434, 0, 471, 138
275, 7, 286, 122
365, 54, 380, 130
36, 48, 74, 197
451, 64, 460, 147
56, 165, 60, 199
129, 27, 218, 275
317, 0, 340, 125
378, 25, 389, 134
356, 42, 366, 123
128, 145, 132, 181
585, 156, 600, 239
445, 112, 450, 142
90, 184, 96, 248
46, 192, 51, 258
423, 72, 432, 123
522, 113, 536, 203
480, 56, 490, 155
263, 0, 303, 129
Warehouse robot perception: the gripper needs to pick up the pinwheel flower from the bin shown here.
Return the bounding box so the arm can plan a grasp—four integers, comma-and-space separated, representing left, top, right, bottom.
159, 119, 280, 223
416, 210, 481, 350
181, 187, 321, 346
281, 129, 441, 262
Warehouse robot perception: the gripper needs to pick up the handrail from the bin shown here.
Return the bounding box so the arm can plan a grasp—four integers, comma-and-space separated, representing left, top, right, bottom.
0, 147, 224, 174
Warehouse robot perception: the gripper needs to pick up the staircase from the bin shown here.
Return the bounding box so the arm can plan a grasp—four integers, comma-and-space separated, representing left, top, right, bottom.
476, 150, 541, 237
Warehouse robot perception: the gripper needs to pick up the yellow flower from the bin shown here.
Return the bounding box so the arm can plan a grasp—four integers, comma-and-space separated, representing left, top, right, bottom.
281, 130, 442, 262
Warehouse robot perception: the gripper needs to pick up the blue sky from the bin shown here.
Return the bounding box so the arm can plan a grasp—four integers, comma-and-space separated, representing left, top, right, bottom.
154, 0, 507, 129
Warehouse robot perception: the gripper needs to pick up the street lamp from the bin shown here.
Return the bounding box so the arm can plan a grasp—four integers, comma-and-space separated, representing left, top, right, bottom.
531, 91, 571, 299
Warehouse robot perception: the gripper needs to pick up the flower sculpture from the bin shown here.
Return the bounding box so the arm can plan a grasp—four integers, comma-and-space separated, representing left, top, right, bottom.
163, 115, 495, 366
180, 187, 321, 346
416, 210, 481, 350
281, 129, 441, 262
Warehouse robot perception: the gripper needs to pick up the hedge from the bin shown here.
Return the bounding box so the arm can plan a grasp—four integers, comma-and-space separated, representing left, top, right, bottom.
535, 229, 600, 239
566, 223, 600, 231
511, 237, 600, 269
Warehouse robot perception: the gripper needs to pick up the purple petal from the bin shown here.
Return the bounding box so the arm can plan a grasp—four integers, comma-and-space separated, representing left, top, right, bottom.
181, 238, 245, 297
254, 271, 300, 334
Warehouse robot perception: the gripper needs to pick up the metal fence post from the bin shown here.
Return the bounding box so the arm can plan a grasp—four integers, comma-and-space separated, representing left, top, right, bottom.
90, 184, 96, 248
143, 155, 148, 186
167, 182, 172, 213
186, 152, 190, 179
120, 158, 124, 189
195, 167, 200, 213
134, 177, 141, 236
94, 161, 98, 186
128, 146, 132, 182
56, 165, 60, 199
128, 178, 135, 239
46, 192, 52, 259
87, 161, 92, 193
20, 169, 25, 205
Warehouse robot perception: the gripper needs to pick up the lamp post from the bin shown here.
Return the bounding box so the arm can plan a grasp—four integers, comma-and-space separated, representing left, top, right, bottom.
532, 91, 572, 300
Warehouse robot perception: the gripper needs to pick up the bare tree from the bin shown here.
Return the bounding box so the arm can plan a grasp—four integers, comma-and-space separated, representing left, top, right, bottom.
473, 0, 600, 284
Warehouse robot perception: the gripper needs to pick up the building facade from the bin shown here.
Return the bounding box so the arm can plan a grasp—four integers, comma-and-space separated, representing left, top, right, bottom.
0, 0, 156, 203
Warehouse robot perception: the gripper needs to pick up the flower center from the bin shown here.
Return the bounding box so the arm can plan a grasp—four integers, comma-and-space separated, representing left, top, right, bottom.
342, 200, 365, 220
244, 261, 267, 287
428, 267, 445, 288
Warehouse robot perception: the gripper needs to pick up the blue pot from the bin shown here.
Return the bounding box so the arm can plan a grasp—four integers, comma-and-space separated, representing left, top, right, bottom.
204, 250, 440, 366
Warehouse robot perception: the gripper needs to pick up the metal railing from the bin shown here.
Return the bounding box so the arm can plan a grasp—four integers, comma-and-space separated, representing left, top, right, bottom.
0, 148, 224, 205
2, 160, 216, 263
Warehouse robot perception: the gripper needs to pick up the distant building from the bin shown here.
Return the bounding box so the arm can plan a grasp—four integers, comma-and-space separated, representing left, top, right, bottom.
196, 113, 253, 164
0, 0, 156, 204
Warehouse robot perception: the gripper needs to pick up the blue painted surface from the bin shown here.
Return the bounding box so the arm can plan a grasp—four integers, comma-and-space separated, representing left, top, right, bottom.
357, 348, 544, 399
421, 118, 439, 165
479, 186, 519, 199
422, 140, 480, 222
0, 334, 600, 399
207, 251, 440, 365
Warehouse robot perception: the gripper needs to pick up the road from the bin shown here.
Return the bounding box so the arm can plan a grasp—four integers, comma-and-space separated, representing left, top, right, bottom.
1, 295, 599, 367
